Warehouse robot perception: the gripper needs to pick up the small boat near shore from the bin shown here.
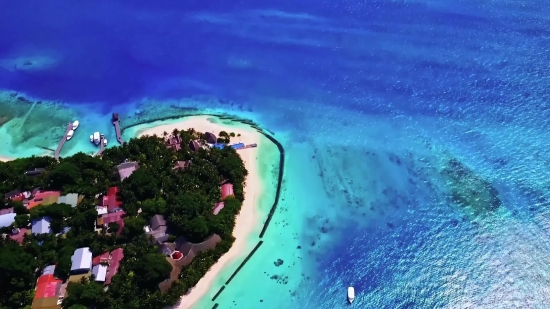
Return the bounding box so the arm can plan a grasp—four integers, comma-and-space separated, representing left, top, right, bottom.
72, 120, 79, 130
66, 129, 74, 140
348, 286, 355, 304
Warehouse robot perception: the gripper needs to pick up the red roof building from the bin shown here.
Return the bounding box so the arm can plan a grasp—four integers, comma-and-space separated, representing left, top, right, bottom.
221, 183, 234, 200
105, 248, 124, 285
10, 228, 28, 244
32, 273, 63, 309
92, 252, 110, 266
99, 187, 122, 213
97, 211, 126, 236
27, 191, 60, 209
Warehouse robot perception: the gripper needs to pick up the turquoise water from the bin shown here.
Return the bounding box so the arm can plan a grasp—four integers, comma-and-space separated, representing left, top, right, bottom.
2, 1, 550, 308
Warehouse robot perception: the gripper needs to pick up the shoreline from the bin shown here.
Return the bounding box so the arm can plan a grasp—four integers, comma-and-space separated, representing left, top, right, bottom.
135, 115, 265, 309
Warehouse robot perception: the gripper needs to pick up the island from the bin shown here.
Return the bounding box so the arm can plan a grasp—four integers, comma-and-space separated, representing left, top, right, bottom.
0, 115, 265, 309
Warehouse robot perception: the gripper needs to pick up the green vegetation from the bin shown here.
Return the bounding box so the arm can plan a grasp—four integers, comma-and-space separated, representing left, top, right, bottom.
0, 129, 247, 309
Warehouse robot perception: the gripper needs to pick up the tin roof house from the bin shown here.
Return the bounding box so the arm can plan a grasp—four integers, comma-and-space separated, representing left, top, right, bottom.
97, 211, 126, 235
70, 247, 93, 274
0, 213, 16, 228
91, 248, 124, 285
189, 140, 200, 152
32, 217, 52, 235
31, 265, 63, 309
57, 193, 80, 208
25, 168, 46, 177
116, 161, 140, 181
98, 187, 123, 213
166, 134, 183, 151
146, 214, 169, 244
172, 160, 191, 171
27, 190, 60, 209
221, 183, 234, 199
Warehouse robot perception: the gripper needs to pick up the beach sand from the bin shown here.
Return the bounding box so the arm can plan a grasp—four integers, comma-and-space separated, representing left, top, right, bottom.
136, 115, 264, 309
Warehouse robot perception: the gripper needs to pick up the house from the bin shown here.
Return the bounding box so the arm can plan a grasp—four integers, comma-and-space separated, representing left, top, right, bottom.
91, 248, 124, 285
189, 140, 200, 152
98, 187, 122, 213
116, 161, 139, 181
0, 213, 16, 228
57, 193, 80, 208
204, 132, 217, 144
166, 135, 182, 151
96, 206, 108, 216
97, 211, 126, 235
213, 143, 225, 149
27, 191, 60, 209
9, 227, 29, 244
221, 183, 234, 199
213, 202, 224, 215
32, 217, 52, 235
0, 207, 14, 215
146, 214, 169, 244
70, 247, 93, 274
172, 160, 191, 171
31, 266, 63, 309
105, 248, 124, 285
25, 168, 45, 177
157, 234, 222, 292
92, 263, 108, 283
4, 190, 25, 202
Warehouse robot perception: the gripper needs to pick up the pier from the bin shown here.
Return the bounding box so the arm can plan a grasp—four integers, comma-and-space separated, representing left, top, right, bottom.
112, 113, 125, 146
95, 134, 105, 157
54, 123, 73, 160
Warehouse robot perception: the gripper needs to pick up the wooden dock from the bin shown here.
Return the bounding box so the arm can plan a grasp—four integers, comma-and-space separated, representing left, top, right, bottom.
95, 134, 105, 157
112, 113, 125, 146
54, 123, 73, 160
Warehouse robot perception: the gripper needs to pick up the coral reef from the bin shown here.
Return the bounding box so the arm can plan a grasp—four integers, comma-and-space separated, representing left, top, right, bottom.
0, 92, 77, 150
442, 158, 501, 216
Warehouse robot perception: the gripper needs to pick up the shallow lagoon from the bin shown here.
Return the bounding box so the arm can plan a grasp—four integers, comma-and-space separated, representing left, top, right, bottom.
2, 1, 550, 308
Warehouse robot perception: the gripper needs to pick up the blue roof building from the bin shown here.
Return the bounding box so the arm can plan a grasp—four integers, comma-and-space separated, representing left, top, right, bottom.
31, 217, 52, 234
213, 143, 226, 149
0, 213, 16, 228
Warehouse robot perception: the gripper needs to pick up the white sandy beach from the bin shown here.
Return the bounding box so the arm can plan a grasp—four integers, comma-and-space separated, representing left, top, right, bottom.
136, 115, 263, 309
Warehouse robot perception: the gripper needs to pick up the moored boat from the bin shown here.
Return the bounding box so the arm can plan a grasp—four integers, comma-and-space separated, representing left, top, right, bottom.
348, 287, 355, 304
66, 130, 74, 140
93, 132, 100, 145
72, 120, 79, 130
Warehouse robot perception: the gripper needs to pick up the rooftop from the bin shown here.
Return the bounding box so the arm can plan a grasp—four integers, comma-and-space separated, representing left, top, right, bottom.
70, 247, 93, 273
32, 217, 52, 235
116, 161, 139, 181
0, 213, 16, 228
57, 193, 79, 207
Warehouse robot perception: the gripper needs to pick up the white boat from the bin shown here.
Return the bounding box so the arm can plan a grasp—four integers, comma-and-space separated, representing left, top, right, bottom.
348, 287, 355, 304
103, 138, 107, 146
93, 132, 100, 145
66, 130, 74, 140
90, 135, 94, 143
72, 120, 79, 130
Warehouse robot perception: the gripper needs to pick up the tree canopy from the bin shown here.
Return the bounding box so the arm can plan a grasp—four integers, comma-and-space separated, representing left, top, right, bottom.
0, 128, 248, 309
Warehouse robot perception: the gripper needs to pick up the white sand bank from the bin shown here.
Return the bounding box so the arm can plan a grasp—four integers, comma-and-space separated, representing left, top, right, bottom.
136, 115, 264, 309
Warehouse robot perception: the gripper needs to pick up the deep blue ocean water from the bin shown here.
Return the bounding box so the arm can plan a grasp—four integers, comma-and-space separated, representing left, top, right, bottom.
2, 1, 550, 308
